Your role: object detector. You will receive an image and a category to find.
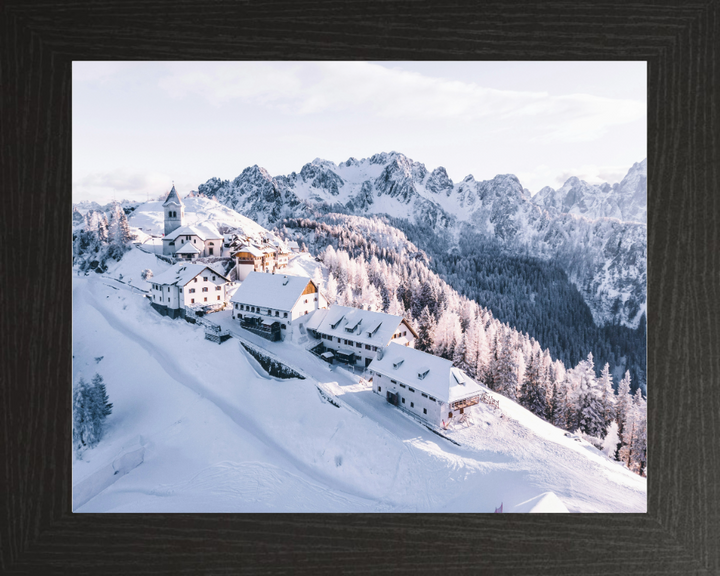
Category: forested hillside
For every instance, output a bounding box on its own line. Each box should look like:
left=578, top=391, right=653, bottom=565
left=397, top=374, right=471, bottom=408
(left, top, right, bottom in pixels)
left=393, top=220, right=646, bottom=392
left=276, top=213, right=646, bottom=475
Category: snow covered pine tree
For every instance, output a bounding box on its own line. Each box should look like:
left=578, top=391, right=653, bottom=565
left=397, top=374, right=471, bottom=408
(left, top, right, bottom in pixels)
left=72, top=374, right=113, bottom=456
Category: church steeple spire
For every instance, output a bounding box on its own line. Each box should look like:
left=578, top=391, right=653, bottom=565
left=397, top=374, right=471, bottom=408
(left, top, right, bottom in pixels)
left=163, top=183, right=184, bottom=208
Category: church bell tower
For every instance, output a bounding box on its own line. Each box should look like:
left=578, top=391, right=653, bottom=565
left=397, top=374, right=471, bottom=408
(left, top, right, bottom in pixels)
left=162, top=183, right=184, bottom=236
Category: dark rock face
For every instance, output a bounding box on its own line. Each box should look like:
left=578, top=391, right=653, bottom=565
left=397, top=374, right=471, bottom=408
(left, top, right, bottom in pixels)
left=426, top=167, right=454, bottom=195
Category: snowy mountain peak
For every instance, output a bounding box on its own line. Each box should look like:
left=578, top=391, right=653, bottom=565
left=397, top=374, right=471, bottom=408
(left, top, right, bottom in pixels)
left=531, top=160, right=647, bottom=224
left=194, top=153, right=646, bottom=328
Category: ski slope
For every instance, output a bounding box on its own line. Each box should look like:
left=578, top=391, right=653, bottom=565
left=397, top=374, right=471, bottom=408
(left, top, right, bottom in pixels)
left=72, top=248, right=646, bottom=513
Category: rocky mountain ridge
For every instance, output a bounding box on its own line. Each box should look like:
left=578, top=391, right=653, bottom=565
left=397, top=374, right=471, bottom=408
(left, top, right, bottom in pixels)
left=195, top=152, right=647, bottom=329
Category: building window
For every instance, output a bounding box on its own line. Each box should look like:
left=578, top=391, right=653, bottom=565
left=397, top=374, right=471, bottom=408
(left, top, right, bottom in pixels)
left=304, top=310, right=308, bottom=315
left=402, top=398, right=405, bottom=404
left=281, top=324, right=286, bottom=329
left=204, top=298, right=207, bottom=302
left=194, top=278, right=197, bottom=283
left=356, top=342, right=361, bottom=348
left=215, top=286, right=221, bottom=291
left=209, top=248, right=214, bottom=255
left=423, top=408, right=427, bottom=415
left=203, top=277, right=208, bottom=281
left=304, top=299, right=308, bottom=304
left=189, top=288, right=195, bottom=293
left=430, top=397, right=436, bottom=402
left=422, top=393, right=428, bottom=398
left=275, top=311, right=279, bottom=316
left=403, top=331, right=407, bottom=336
left=284, top=312, right=288, bottom=318
left=409, top=388, right=415, bottom=393
left=217, top=296, right=220, bottom=301
left=448, top=412, right=453, bottom=419
left=378, top=386, right=381, bottom=392
left=160, top=297, right=163, bottom=302
left=392, top=380, right=397, bottom=384
left=399, top=383, right=405, bottom=388
left=212, top=275, right=216, bottom=280
left=365, top=344, right=371, bottom=350
left=191, top=298, right=194, bottom=304
left=411, top=402, right=414, bottom=408
left=202, top=287, right=208, bottom=292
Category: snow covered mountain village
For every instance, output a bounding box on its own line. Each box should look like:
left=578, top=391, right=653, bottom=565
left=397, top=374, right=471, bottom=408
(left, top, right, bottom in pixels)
left=72, top=61, right=646, bottom=513
left=72, top=157, right=647, bottom=513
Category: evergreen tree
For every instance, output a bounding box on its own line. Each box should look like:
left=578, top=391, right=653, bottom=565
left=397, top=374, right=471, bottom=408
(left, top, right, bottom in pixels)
left=630, top=389, right=647, bottom=476
left=452, top=333, right=467, bottom=371
left=433, top=309, right=462, bottom=360
left=519, top=350, right=547, bottom=418
left=415, top=306, right=436, bottom=352
left=91, top=373, right=114, bottom=419
left=73, top=373, right=113, bottom=456
left=618, top=400, right=638, bottom=470
left=387, top=293, right=405, bottom=317
left=615, top=371, right=633, bottom=443
left=546, top=380, right=567, bottom=428
left=575, top=353, right=606, bottom=438
left=325, top=274, right=339, bottom=305
left=598, top=362, right=615, bottom=433
left=491, top=329, right=519, bottom=400
left=108, top=202, right=133, bottom=244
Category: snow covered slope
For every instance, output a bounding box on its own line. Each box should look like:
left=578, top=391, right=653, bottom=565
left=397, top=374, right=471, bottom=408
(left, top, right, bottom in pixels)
left=127, top=196, right=270, bottom=238
left=72, top=247, right=646, bottom=513
left=195, top=153, right=646, bottom=328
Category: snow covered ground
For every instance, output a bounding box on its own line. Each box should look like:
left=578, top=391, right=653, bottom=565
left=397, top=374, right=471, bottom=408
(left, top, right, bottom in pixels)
left=128, top=196, right=270, bottom=238
left=72, top=247, right=646, bottom=513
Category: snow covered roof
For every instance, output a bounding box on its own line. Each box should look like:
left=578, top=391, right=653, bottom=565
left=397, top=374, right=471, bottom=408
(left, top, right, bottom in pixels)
left=164, top=222, right=222, bottom=242
left=151, top=263, right=229, bottom=287
left=230, top=272, right=316, bottom=311
left=175, top=242, right=201, bottom=254
left=368, top=342, right=483, bottom=404
left=162, top=185, right=184, bottom=207
left=312, top=305, right=412, bottom=348
left=234, top=245, right=264, bottom=258
left=195, top=222, right=223, bottom=240
left=305, top=308, right=328, bottom=332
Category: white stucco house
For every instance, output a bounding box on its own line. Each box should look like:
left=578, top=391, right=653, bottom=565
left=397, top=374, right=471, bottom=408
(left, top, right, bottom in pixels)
left=306, top=305, right=417, bottom=368
left=162, top=223, right=224, bottom=259
left=368, top=342, right=484, bottom=427
left=230, top=272, right=327, bottom=340
left=149, top=263, right=231, bottom=319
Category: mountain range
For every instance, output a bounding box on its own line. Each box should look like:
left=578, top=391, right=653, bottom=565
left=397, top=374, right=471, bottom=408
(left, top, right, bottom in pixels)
left=195, top=152, right=647, bottom=329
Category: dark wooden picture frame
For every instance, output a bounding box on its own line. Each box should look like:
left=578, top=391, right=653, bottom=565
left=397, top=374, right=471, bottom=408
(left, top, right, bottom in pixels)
left=2, top=1, right=718, bottom=573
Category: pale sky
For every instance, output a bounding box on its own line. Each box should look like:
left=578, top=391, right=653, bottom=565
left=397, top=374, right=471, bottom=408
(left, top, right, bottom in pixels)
left=72, top=61, right=646, bottom=204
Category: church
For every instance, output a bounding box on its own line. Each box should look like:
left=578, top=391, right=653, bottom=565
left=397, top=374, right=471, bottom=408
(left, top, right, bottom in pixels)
left=160, top=185, right=223, bottom=258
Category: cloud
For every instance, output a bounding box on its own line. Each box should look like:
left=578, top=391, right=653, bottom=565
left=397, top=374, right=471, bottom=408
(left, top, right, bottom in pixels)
left=517, top=163, right=634, bottom=195
left=73, top=62, right=142, bottom=84
left=155, top=62, right=646, bottom=143
left=72, top=169, right=191, bottom=203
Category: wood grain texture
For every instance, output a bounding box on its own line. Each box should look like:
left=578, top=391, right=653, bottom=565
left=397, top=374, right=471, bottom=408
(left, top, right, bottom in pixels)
left=1, top=1, right=718, bottom=574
